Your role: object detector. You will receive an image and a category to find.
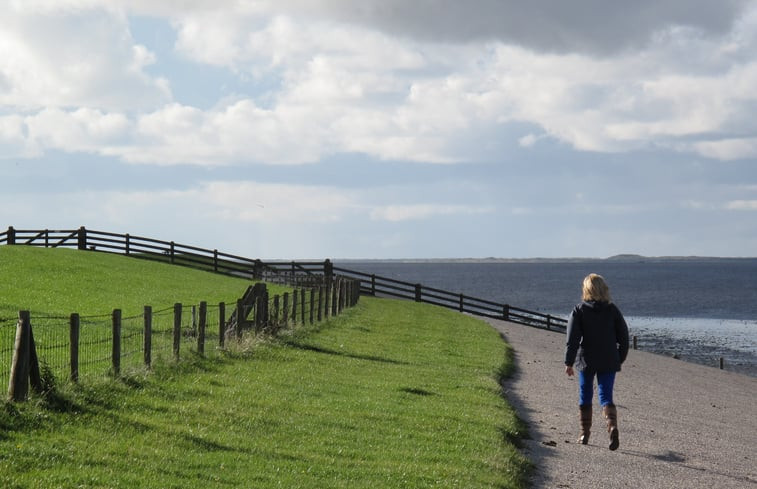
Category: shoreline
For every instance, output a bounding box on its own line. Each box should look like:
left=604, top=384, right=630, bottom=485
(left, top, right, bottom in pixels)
left=631, top=339, right=756, bottom=377
left=626, top=316, right=756, bottom=377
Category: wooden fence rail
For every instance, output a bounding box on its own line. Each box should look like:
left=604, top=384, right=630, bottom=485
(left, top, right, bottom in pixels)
left=0, top=226, right=566, bottom=331
left=330, top=266, right=566, bottom=331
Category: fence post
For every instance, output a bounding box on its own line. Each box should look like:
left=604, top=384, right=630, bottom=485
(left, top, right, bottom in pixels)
left=8, top=311, right=31, bottom=402
left=283, top=293, right=290, bottom=327
left=301, top=289, right=306, bottom=324
left=253, top=259, right=263, bottom=280
left=371, top=274, right=376, bottom=296
left=633, top=335, right=638, bottom=350
left=219, top=302, right=225, bottom=348
left=173, top=303, right=182, bottom=361
left=323, top=283, right=330, bottom=319
left=77, top=226, right=87, bottom=250
left=70, top=313, right=80, bottom=382
left=170, top=241, right=175, bottom=264
left=332, top=278, right=339, bottom=316
left=236, top=298, right=244, bottom=338
left=125, top=233, right=130, bottom=255
left=415, top=284, right=422, bottom=302
left=459, top=294, right=464, bottom=313
left=324, top=259, right=333, bottom=282
left=546, top=315, right=552, bottom=330
left=198, top=301, right=207, bottom=356
left=144, top=306, right=152, bottom=368
left=291, top=290, right=298, bottom=326
left=262, top=288, right=270, bottom=330
left=213, top=249, right=218, bottom=273
left=310, top=288, right=315, bottom=324
left=503, top=305, right=510, bottom=321
left=192, top=305, right=197, bottom=336
left=112, top=309, right=121, bottom=377
left=273, top=295, right=281, bottom=331
left=317, top=287, right=323, bottom=322
left=7, top=226, right=15, bottom=245
left=339, top=279, right=346, bottom=312
left=254, top=295, right=263, bottom=332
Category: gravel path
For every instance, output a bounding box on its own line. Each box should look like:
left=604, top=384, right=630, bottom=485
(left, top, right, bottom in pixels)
left=486, top=318, right=757, bottom=489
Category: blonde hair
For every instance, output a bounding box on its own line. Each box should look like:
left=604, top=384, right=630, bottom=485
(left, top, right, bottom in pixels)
left=582, top=273, right=612, bottom=303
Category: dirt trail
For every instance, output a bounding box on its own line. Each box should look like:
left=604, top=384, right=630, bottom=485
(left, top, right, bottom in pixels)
left=486, top=318, right=757, bottom=489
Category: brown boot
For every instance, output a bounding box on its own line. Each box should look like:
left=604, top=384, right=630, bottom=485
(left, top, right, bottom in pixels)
left=603, top=404, right=620, bottom=451
left=578, top=405, right=592, bottom=444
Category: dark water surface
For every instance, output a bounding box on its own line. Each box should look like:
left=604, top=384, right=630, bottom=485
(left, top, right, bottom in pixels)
left=336, top=259, right=757, bottom=376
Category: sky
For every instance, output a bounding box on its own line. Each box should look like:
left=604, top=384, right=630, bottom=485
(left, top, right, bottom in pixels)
left=2, top=0, right=757, bottom=259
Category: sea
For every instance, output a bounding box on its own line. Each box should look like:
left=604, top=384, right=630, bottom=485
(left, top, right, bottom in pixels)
left=334, top=259, right=757, bottom=377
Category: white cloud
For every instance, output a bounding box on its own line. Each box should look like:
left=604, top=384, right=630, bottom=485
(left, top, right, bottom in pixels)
left=726, top=200, right=757, bottom=210
left=200, top=181, right=357, bottom=223
left=25, top=108, right=131, bottom=153
left=691, top=138, right=757, bottom=161
left=0, top=3, right=170, bottom=111
left=370, top=204, right=492, bottom=222
left=518, top=133, right=543, bottom=148
left=123, top=100, right=333, bottom=165
left=0, top=115, right=38, bottom=158
left=2, top=0, right=757, bottom=167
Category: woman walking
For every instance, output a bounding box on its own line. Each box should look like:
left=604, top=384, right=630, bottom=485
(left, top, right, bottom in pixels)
left=564, top=273, right=629, bottom=450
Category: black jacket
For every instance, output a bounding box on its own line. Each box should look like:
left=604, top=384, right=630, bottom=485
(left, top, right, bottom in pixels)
left=565, top=301, right=629, bottom=373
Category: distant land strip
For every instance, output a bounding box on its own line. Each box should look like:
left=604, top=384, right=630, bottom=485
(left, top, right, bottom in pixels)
left=332, top=255, right=757, bottom=263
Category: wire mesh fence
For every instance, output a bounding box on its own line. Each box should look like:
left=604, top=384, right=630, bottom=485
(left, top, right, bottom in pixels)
left=77, top=314, right=112, bottom=378
left=0, top=315, right=18, bottom=382
left=4, top=279, right=361, bottom=400
left=30, top=314, right=73, bottom=380
left=150, top=306, right=175, bottom=363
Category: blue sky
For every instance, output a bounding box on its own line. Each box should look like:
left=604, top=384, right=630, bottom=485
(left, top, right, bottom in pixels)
left=2, top=1, right=757, bottom=259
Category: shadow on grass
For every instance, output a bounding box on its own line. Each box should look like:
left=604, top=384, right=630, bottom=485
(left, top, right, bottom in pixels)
left=284, top=341, right=410, bottom=366
left=398, top=387, right=436, bottom=396
left=494, top=331, right=537, bottom=487
left=495, top=347, right=532, bottom=451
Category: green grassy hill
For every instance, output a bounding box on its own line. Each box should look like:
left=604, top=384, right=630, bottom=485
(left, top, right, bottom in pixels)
left=0, top=246, right=260, bottom=317
left=0, top=246, right=529, bottom=488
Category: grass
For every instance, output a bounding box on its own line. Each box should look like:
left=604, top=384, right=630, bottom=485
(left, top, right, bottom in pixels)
left=0, top=246, right=274, bottom=318
left=0, top=246, right=530, bottom=488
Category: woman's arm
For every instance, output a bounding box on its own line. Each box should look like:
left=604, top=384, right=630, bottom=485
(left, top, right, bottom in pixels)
left=614, top=305, right=630, bottom=364
left=564, top=306, right=582, bottom=368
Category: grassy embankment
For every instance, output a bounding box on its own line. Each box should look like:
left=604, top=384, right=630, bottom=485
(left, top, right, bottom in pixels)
left=0, top=246, right=530, bottom=488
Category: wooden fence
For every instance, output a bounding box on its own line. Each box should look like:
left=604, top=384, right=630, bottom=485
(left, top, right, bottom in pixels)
left=0, top=226, right=567, bottom=332
left=4, top=280, right=360, bottom=401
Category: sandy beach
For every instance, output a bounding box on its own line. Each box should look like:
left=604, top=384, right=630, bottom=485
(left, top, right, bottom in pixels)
left=486, top=318, right=757, bottom=489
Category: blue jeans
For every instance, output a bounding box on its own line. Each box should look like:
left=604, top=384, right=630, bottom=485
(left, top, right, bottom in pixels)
left=578, top=369, right=616, bottom=406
